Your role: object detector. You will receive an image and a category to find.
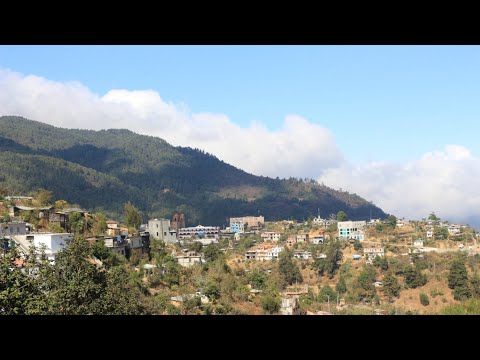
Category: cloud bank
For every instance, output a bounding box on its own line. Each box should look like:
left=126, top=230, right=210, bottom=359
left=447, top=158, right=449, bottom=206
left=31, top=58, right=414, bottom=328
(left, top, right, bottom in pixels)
left=1, top=68, right=479, bottom=227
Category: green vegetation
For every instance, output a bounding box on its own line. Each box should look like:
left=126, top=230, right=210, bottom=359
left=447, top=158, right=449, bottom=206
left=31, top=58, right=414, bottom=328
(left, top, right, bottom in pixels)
left=0, top=116, right=386, bottom=226
left=419, top=293, right=430, bottom=306
left=278, top=249, right=303, bottom=286
left=383, top=271, right=401, bottom=301
left=448, top=256, right=471, bottom=300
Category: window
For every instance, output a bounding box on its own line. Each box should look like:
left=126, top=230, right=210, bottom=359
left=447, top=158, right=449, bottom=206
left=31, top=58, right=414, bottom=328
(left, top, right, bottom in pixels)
left=164, top=232, right=167, bottom=236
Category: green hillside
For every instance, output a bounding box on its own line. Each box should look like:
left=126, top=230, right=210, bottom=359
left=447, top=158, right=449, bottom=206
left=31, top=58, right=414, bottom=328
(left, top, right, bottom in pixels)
left=0, top=116, right=387, bottom=225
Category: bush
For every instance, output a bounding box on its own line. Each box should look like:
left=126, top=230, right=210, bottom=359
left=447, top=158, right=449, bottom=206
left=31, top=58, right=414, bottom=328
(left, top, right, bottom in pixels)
left=420, top=293, right=430, bottom=306
left=261, top=295, right=280, bottom=314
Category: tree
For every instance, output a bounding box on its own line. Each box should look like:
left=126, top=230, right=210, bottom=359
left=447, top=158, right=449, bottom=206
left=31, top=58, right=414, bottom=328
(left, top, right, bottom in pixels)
left=33, top=189, right=52, bottom=206
left=248, top=268, right=267, bottom=290
left=448, top=256, right=471, bottom=300
left=336, top=276, right=347, bottom=295
left=337, top=211, right=347, bottom=222
left=404, top=266, right=427, bottom=289
left=434, top=226, right=449, bottom=240
left=261, top=294, right=280, bottom=314
left=278, top=250, right=303, bottom=286
left=92, top=213, right=107, bottom=236
left=54, top=199, right=68, bottom=211
left=188, top=241, right=203, bottom=254
left=428, top=212, right=440, bottom=221
left=203, top=244, right=220, bottom=262
left=420, top=293, right=430, bottom=306
left=353, top=240, right=363, bottom=251
left=124, top=201, right=141, bottom=230
left=319, top=285, right=337, bottom=303
left=383, top=271, right=401, bottom=301
left=315, top=241, right=343, bottom=278
left=68, top=211, right=85, bottom=234
left=92, top=239, right=110, bottom=261
left=471, top=275, right=480, bottom=298
left=204, top=281, right=221, bottom=302
left=386, top=215, right=397, bottom=228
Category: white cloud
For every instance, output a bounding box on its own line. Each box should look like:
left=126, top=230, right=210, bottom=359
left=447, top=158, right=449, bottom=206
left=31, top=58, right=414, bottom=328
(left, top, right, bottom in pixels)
left=0, top=68, right=342, bottom=180
left=1, top=68, right=480, bottom=228
left=319, top=145, right=480, bottom=228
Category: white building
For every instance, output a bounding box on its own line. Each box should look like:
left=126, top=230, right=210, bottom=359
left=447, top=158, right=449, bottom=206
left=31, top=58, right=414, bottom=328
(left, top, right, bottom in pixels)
left=448, top=225, right=461, bottom=235
left=426, top=230, right=433, bottom=238
left=261, top=232, right=281, bottom=242
left=338, top=221, right=366, bottom=239
left=14, top=233, right=72, bottom=261
left=148, top=218, right=178, bottom=243
left=413, top=239, right=424, bottom=247
left=364, top=247, right=385, bottom=260
left=294, top=250, right=312, bottom=260
left=178, top=225, right=219, bottom=239
left=296, top=234, right=309, bottom=243
left=176, top=252, right=203, bottom=267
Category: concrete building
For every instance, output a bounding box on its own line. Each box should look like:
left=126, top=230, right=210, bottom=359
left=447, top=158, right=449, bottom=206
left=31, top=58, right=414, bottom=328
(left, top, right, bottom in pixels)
left=245, top=244, right=283, bottom=261
left=261, top=232, right=281, bottom=242
left=0, top=221, right=27, bottom=236
left=364, top=247, right=385, bottom=260
left=176, top=251, right=203, bottom=267
left=171, top=212, right=185, bottom=233
left=279, top=297, right=301, bottom=315
left=13, top=233, right=72, bottom=261
left=309, top=230, right=325, bottom=245
left=229, top=216, right=264, bottom=229
left=293, top=250, right=312, bottom=260
left=286, top=236, right=297, bottom=248
left=230, top=221, right=245, bottom=234
left=148, top=218, right=178, bottom=243
left=312, top=217, right=335, bottom=228
left=426, top=230, right=433, bottom=238
left=177, top=225, right=219, bottom=239
left=413, top=239, right=424, bottom=247
left=296, top=233, right=309, bottom=243
left=338, top=221, right=366, bottom=239
left=104, top=236, right=127, bottom=256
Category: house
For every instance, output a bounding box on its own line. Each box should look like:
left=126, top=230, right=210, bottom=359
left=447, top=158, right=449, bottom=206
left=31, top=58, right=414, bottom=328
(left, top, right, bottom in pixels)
left=230, top=216, right=264, bottom=230
left=413, top=239, right=424, bottom=247
left=349, top=230, right=365, bottom=241
left=448, top=225, right=461, bottom=235
left=363, top=247, right=385, bottom=260
left=293, top=250, right=312, bottom=260
left=352, top=254, right=361, bottom=260
left=104, top=236, right=127, bottom=256
left=149, top=218, right=178, bottom=242
left=230, top=221, right=245, bottom=234
left=12, top=233, right=72, bottom=261
left=106, top=220, right=120, bottom=236
left=0, top=221, right=26, bottom=236
left=244, top=243, right=283, bottom=261
left=279, top=297, right=301, bottom=315
left=177, top=225, right=219, bottom=239
left=309, top=230, right=325, bottom=245
left=49, top=207, right=88, bottom=232
left=296, top=233, right=309, bottom=243
left=338, top=221, right=366, bottom=240
left=261, top=232, right=281, bottom=242
left=426, top=230, right=433, bottom=238
left=312, top=216, right=335, bottom=228
left=286, top=236, right=297, bottom=248
left=176, top=251, right=203, bottom=267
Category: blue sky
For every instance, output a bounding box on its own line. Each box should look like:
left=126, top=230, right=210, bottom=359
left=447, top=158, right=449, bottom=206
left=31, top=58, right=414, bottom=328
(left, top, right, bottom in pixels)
left=2, top=45, right=480, bottom=163
left=1, top=45, right=480, bottom=225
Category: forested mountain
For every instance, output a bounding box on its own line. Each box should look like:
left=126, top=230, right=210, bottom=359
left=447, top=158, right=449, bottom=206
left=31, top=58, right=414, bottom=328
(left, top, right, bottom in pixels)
left=0, top=116, right=387, bottom=225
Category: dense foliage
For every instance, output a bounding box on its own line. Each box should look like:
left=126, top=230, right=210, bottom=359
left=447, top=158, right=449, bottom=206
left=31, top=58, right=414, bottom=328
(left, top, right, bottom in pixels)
left=0, top=116, right=386, bottom=225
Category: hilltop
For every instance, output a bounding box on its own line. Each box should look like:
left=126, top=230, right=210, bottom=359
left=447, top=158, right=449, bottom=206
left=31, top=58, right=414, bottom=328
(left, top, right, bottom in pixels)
left=0, top=116, right=387, bottom=225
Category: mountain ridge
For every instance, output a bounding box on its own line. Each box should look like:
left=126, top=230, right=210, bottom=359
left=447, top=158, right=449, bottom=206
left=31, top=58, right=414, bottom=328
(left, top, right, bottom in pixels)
left=0, top=116, right=387, bottom=225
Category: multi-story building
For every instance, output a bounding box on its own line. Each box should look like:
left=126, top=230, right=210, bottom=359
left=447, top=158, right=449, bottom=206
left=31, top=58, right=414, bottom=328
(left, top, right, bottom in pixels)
left=230, top=221, right=245, bottom=234
left=338, top=221, right=366, bottom=240
left=229, top=216, right=264, bottom=229
left=261, top=232, right=281, bottom=242
left=177, top=225, right=219, bottom=239
left=0, top=221, right=26, bottom=236
left=364, top=247, right=385, bottom=260
left=148, top=218, right=178, bottom=243
left=296, top=233, right=309, bottom=243
left=245, top=243, right=283, bottom=261
left=13, top=233, right=72, bottom=262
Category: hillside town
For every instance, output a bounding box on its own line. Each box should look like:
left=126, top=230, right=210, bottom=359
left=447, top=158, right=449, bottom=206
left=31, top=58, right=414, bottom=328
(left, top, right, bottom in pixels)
left=1, top=190, right=480, bottom=315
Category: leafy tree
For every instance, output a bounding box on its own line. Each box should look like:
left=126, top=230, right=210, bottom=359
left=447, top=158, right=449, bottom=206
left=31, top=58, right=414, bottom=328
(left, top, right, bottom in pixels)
left=315, top=241, right=343, bottom=278
left=204, top=281, right=221, bottom=302
left=373, top=255, right=383, bottom=268
left=54, top=199, right=68, bottom=211
left=471, top=275, right=480, bottom=298
left=124, top=201, right=141, bottom=230
left=383, top=271, right=401, bottom=301
left=33, top=189, right=52, bottom=206
left=355, top=266, right=377, bottom=301
left=353, top=240, right=363, bottom=251
left=434, top=226, right=449, bottom=240
left=386, top=215, right=397, bottom=228
left=203, top=244, right=220, bottom=262
left=336, top=276, right=347, bottom=294
left=261, top=294, right=280, bottom=314
left=337, top=211, right=347, bottom=222
left=448, top=256, right=471, bottom=300
left=248, top=268, right=267, bottom=290
left=188, top=241, right=203, bottom=254
left=0, top=186, right=8, bottom=199
left=428, top=212, right=440, bottom=221
left=278, top=249, right=303, bottom=286
left=319, top=285, right=337, bottom=303
left=92, top=213, right=107, bottom=235
left=420, top=293, right=430, bottom=306
left=92, top=239, right=110, bottom=261
left=375, top=223, right=384, bottom=232
left=404, top=266, right=427, bottom=289
left=68, top=211, right=85, bottom=234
